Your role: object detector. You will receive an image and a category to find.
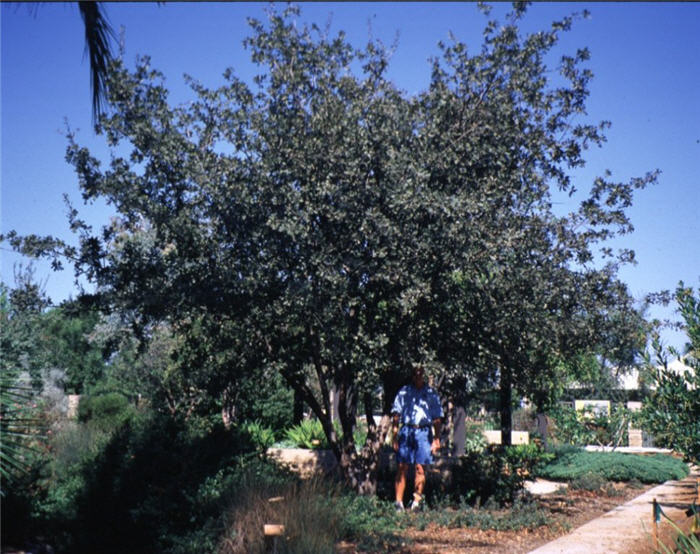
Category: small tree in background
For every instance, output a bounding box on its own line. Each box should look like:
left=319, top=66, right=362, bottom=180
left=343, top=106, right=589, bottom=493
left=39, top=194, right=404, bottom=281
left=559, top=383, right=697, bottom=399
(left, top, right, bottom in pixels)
left=641, top=281, right=700, bottom=464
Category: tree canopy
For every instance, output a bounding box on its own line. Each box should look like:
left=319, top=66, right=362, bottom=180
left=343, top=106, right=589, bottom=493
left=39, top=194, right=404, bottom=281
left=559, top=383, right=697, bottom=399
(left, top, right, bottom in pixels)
left=2, top=4, right=655, bottom=492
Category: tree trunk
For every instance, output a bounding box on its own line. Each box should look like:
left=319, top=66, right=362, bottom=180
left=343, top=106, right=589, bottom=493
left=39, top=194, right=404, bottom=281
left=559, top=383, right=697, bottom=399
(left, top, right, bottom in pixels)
left=453, top=405, right=467, bottom=456
left=535, top=412, right=549, bottom=449
left=337, top=414, right=391, bottom=495
left=500, top=365, right=513, bottom=446
left=293, top=389, right=304, bottom=425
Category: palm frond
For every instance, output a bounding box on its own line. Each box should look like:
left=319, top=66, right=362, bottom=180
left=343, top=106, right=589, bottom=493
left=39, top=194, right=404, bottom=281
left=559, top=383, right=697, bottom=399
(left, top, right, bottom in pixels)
left=78, top=1, right=117, bottom=122
left=0, top=374, right=46, bottom=495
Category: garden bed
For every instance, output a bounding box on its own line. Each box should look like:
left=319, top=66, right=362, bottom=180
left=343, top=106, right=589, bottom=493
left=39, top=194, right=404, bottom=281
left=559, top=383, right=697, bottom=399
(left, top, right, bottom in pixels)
left=336, top=481, right=656, bottom=553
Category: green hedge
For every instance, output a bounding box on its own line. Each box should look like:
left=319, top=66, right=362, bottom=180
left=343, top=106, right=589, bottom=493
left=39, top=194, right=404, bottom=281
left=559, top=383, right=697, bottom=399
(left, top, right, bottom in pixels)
left=77, top=392, right=135, bottom=431
left=539, top=451, right=689, bottom=483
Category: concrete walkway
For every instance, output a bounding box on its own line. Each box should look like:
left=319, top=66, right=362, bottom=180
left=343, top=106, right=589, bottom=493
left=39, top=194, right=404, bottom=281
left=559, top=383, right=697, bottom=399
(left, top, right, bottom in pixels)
left=528, top=466, right=699, bottom=554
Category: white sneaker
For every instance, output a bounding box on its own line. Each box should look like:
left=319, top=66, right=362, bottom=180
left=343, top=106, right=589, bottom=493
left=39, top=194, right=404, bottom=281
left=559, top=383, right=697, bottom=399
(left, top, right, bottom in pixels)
left=394, top=500, right=405, bottom=512
left=410, top=494, right=423, bottom=511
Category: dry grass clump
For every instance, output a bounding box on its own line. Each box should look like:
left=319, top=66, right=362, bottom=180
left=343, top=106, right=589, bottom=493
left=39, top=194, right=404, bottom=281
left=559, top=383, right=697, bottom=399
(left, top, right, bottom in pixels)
left=218, top=474, right=344, bottom=554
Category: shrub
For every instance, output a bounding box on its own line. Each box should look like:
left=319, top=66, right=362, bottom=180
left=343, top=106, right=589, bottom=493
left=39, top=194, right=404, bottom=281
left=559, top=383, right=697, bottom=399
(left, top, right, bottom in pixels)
left=77, top=392, right=135, bottom=431
left=640, top=282, right=700, bottom=465
left=282, top=419, right=367, bottom=450
left=462, top=420, right=487, bottom=454
left=241, top=420, right=276, bottom=453
left=549, top=404, right=597, bottom=446
left=15, top=409, right=282, bottom=554
left=284, top=418, right=328, bottom=449
left=449, top=444, right=554, bottom=505
left=569, top=472, right=607, bottom=492
left=336, top=493, right=408, bottom=551
left=539, top=451, right=689, bottom=483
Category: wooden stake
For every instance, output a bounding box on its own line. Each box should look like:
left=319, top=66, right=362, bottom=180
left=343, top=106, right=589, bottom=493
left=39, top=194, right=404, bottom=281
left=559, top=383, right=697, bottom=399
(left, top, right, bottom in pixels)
left=652, top=498, right=659, bottom=552
left=264, top=524, right=285, bottom=553
left=264, top=524, right=285, bottom=536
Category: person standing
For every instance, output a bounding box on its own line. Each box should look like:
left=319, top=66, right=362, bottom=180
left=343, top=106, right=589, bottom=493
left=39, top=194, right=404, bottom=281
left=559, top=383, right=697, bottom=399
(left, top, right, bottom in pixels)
left=391, top=364, right=443, bottom=511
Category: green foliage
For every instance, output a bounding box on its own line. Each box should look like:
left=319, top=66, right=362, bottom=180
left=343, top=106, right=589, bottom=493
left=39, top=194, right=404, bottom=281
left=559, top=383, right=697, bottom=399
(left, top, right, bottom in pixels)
left=640, top=281, right=700, bottom=464
left=5, top=408, right=279, bottom=554
left=77, top=392, right=135, bottom=431
left=429, top=497, right=551, bottom=532
left=335, top=494, right=408, bottom=551
left=539, top=451, right=689, bottom=483
left=451, top=444, right=554, bottom=505
left=285, top=418, right=329, bottom=450
left=229, top=370, right=294, bottom=432
left=568, top=471, right=607, bottom=492
left=282, top=418, right=370, bottom=451
left=2, top=3, right=657, bottom=491
left=462, top=420, right=488, bottom=454
left=549, top=402, right=632, bottom=447
left=549, top=403, right=596, bottom=445
left=0, top=275, right=107, bottom=394
left=0, top=374, right=42, bottom=493
left=40, top=305, right=107, bottom=394
left=240, top=420, right=276, bottom=452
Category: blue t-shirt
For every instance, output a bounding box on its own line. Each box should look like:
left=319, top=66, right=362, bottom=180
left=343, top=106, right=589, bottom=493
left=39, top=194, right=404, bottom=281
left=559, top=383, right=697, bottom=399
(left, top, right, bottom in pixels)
left=391, top=384, right=443, bottom=426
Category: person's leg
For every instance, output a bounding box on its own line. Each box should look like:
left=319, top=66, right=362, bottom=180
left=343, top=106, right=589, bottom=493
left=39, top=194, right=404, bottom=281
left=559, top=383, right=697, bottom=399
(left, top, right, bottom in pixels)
left=408, top=463, right=425, bottom=509
left=395, top=462, right=409, bottom=507
left=395, top=426, right=414, bottom=509
left=410, top=429, right=432, bottom=510
left=414, top=463, right=425, bottom=497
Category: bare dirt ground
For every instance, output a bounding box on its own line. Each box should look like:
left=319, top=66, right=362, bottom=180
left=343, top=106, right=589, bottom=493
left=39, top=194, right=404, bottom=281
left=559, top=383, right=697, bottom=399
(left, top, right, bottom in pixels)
left=337, top=479, right=697, bottom=553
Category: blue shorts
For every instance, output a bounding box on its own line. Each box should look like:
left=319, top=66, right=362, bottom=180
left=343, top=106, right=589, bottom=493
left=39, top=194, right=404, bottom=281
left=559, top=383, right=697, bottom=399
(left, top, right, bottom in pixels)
left=397, top=426, right=433, bottom=465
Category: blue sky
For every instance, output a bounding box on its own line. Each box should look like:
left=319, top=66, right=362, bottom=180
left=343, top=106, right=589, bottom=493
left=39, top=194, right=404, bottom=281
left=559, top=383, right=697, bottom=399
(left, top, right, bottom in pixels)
left=2, top=2, right=699, bottom=351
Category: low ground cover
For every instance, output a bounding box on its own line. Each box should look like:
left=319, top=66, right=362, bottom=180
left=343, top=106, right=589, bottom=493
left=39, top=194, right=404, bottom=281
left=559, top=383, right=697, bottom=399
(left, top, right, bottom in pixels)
left=538, top=448, right=689, bottom=483
left=222, top=473, right=654, bottom=553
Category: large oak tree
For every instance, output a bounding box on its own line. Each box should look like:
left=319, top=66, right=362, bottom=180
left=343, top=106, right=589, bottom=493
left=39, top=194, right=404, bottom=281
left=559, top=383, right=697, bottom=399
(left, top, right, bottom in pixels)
left=3, top=4, right=655, bottom=492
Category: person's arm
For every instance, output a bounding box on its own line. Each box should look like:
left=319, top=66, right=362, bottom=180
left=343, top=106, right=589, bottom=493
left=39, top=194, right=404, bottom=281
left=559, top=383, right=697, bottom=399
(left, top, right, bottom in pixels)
left=392, top=412, right=400, bottom=451
left=431, top=417, right=442, bottom=454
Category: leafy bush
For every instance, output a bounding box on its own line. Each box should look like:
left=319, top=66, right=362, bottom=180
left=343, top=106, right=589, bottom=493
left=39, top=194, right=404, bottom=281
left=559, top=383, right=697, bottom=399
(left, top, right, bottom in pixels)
left=539, top=451, right=689, bottom=483
left=549, top=402, right=635, bottom=448
left=77, top=392, right=135, bottom=431
left=462, top=420, right=488, bottom=454
left=569, top=471, right=607, bottom=492
left=282, top=419, right=367, bottom=450
left=549, top=404, right=596, bottom=445
left=450, top=444, right=554, bottom=505
left=7, top=408, right=290, bottom=554
left=230, top=370, right=295, bottom=433
left=241, top=420, right=277, bottom=452
left=335, top=493, right=407, bottom=551
left=640, top=282, right=700, bottom=465
left=641, top=360, right=700, bottom=465
left=284, top=418, right=328, bottom=449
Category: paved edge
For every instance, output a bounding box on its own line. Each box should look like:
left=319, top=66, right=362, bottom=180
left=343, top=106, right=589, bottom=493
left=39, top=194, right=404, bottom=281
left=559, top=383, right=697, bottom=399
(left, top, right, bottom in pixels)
left=527, top=466, right=699, bottom=554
